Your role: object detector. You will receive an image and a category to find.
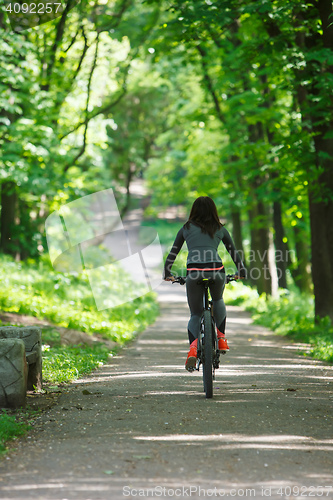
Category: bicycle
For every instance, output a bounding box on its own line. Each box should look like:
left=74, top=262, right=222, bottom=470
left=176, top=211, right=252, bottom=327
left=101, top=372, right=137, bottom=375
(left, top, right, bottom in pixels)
left=171, top=274, right=239, bottom=399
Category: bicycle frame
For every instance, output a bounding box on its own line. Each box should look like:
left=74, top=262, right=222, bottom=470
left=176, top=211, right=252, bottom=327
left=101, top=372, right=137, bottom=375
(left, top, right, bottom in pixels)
left=196, top=278, right=219, bottom=373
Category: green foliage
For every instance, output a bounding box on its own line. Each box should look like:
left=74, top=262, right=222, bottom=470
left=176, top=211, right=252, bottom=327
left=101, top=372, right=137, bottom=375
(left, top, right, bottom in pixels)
left=0, top=255, right=159, bottom=342
left=143, top=0, right=333, bottom=310
left=1, top=0, right=333, bottom=317
left=240, top=289, right=333, bottom=364
left=247, top=291, right=315, bottom=335
left=0, top=0, right=161, bottom=257
left=223, top=280, right=259, bottom=306
left=0, top=252, right=159, bottom=388
left=0, top=411, right=30, bottom=455
left=141, top=220, right=186, bottom=246
left=42, top=343, right=111, bottom=384
left=38, top=327, right=112, bottom=384
left=103, top=71, right=171, bottom=212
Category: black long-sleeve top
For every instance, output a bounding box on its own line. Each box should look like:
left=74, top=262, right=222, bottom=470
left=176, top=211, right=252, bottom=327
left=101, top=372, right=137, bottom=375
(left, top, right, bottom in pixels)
left=163, top=222, right=246, bottom=278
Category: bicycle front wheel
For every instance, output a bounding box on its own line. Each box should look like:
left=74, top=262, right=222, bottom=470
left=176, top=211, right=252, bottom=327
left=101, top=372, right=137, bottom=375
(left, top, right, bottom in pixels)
left=202, top=310, right=213, bottom=399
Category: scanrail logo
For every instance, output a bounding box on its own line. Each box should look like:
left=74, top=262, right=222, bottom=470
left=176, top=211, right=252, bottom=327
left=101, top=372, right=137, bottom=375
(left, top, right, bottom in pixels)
left=45, top=188, right=163, bottom=310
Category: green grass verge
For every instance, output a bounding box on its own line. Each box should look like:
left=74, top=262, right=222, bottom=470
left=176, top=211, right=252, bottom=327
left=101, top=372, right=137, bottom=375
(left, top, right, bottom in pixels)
left=0, top=411, right=30, bottom=455
left=0, top=254, right=159, bottom=343
left=0, top=251, right=160, bottom=454
left=41, top=333, right=112, bottom=385
left=0, top=253, right=159, bottom=385
left=232, top=286, right=333, bottom=364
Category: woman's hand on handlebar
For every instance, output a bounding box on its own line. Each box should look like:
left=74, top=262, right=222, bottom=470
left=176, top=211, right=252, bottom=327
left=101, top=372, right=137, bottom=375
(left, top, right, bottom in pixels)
left=238, top=267, right=247, bottom=279
left=164, top=274, right=176, bottom=282
left=226, top=274, right=245, bottom=284
left=164, top=275, right=186, bottom=285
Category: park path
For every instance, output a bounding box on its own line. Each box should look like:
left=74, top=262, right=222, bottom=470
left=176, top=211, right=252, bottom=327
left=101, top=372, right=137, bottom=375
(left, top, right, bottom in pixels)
left=0, top=281, right=333, bottom=500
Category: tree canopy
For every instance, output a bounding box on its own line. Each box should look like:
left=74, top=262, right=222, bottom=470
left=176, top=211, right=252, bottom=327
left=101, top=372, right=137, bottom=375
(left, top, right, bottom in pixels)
left=1, top=0, right=333, bottom=322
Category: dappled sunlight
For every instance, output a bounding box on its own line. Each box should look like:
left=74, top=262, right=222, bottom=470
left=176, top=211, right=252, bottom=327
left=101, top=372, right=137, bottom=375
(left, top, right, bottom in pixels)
left=4, top=290, right=329, bottom=500
left=227, top=316, right=253, bottom=325
left=233, top=355, right=317, bottom=364
left=97, top=370, right=188, bottom=379
left=151, top=365, right=190, bottom=372
left=224, top=362, right=323, bottom=370
left=137, top=339, right=188, bottom=345
left=282, top=343, right=312, bottom=350
left=305, top=375, right=333, bottom=380
left=143, top=390, right=198, bottom=396
left=134, top=433, right=333, bottom=451
left=2, top=481, right=111, bottom=493
left=73, top=353, right=333, bottom=391
left=153, top=315, right=187, bottom=324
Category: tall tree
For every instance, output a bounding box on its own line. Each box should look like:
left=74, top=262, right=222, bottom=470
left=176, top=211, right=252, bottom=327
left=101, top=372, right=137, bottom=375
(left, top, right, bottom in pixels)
left=146, top=0, right=333, bottom=318
left=294, top=0, right=333, bottom=321
left=0, top=0, right=158, bottom=257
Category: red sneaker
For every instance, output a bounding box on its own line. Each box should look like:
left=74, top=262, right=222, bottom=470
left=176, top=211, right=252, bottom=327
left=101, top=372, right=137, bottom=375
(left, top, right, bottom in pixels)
left=218, top=337, right=229, bottom=353
left=185, top=339, right=198, bottom=372
left=217, top=329, right=229, bottom=353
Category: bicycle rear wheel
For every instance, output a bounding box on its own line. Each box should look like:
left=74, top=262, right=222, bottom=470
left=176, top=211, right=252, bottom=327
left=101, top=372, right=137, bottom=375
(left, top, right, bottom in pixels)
left=202, top=310, right=213, bottom=399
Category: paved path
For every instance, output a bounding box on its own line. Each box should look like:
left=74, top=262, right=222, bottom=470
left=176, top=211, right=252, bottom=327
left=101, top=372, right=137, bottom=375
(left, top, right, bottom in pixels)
left=1, top=283, right=333, bottom=499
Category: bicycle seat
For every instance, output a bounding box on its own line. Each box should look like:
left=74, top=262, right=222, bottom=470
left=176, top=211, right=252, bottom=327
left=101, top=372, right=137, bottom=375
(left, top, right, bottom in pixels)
left=196, top=278, right=215, bottom=286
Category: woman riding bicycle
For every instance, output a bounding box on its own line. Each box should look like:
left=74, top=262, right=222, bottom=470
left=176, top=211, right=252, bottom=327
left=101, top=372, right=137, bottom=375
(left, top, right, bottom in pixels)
left=163, top=196, right=246, bottom=371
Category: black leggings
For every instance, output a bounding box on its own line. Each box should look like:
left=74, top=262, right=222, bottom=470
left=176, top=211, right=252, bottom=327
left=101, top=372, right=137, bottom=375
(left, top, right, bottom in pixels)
left=186, top=270, right=226, bottom=344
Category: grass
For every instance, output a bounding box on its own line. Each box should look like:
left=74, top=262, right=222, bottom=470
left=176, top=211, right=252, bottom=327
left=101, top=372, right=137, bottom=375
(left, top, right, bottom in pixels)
left=0, top=254, right=159, bottom=344
left=0, top=254, right=159, bottom=384
left=0, top=411, right=30, bottom=455
left=42, top=344, right=110, bottom=383
left=233, top=286, right=333, bottom=364
left=0, top=251, right=160, bottom=454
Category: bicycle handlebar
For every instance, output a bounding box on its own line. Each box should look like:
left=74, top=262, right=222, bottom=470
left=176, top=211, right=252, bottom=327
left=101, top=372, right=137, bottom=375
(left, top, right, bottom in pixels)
left=171, top=276, right=186, bottom=285
left=226, top=274, right=240, bottom=284
left=168, top=274, right=241, bottom=285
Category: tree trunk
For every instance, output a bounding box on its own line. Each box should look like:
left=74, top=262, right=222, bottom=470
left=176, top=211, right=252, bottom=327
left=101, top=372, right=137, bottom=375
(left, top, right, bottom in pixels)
left=308, top=193, right=333, bottom=322
left=248, top=201, right=272, bottom=296
left=230, top=210, right=246, bottom=268
left=292, top=224, right=312, bottom=294
left=120, top=165, right=134, bottom=217
left=0, top=11, right=5, bottom=28
left=309, top=95, right=333, bottom=321
left=272, top=201, right=288, bottom=289
left=0, top=182, right=17, bottom=256
left=293, top=0, right=333, bottom=322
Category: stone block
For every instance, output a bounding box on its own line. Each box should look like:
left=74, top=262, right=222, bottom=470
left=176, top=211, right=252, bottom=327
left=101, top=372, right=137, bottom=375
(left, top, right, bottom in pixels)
left=0, top=339, right=27, bottom=408
left=0, top=326, right=42, bottom=390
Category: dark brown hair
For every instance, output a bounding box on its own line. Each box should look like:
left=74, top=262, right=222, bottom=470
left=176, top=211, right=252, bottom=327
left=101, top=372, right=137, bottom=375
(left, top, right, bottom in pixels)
left=184, top=196, right=223, bottom=238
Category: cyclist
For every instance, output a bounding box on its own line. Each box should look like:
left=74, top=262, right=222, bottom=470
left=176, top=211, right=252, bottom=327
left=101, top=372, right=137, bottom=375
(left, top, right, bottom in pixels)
left=163, top=196, right=246, bottom=371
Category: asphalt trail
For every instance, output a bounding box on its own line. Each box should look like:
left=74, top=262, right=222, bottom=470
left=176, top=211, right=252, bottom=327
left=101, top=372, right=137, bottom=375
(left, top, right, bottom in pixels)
left=1, top=283, right=333, bottom=500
